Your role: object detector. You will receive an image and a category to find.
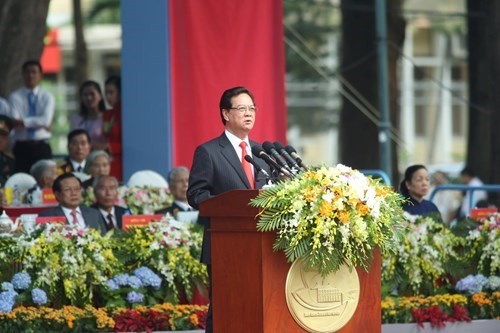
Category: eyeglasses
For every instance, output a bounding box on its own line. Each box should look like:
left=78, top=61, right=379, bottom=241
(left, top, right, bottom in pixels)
left=61, top=187, right=82, bottom=194
left=230, top=105, right=257, bottom=113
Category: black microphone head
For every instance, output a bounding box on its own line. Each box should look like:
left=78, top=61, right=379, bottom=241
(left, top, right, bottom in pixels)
left=251, top=144, right=265, bottom=156
left=273, top=141, right=285, bottom=151
left=262, top=141, right=276, bottom=154
left=244, top=155, right=253, bottom=163
left=285, top=145, right=297, bottom=154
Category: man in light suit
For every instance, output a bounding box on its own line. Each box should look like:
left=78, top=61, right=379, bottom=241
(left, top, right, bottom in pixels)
left=187, top=86, right=271, bottom=333
left=91, top=175, right=128, bottom=230
left=39, top=173, right=106, bottom=234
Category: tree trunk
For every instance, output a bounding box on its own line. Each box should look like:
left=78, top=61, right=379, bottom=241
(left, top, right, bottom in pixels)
left=73, top=0, right=88, bottom=87
left=339, top=0, right=405, bottom=184
left=467, top=0, right=500, bottom=189
left=0, top=0, right=51, bottom=96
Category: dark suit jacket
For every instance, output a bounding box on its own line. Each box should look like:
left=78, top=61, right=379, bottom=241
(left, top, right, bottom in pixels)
left=156, top=201, right=188, bottom=216
left=187, top=132, right=271, bottom=264
left=39, top=205, right=107, bottom=235
left=91, top=204, right=128, bottom=230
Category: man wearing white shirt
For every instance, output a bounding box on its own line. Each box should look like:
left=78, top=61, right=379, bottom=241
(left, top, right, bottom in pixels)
left=8, top=60, right=54, bottom=173
left=0, top=97, right=9, bottom=115
left=39, top=173, right=106, bottom=234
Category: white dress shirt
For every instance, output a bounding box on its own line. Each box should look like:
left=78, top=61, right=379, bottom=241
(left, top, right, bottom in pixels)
left=61, top=206, right=86, bottom=228
left=8, top=86, right=55, bottom=142
left=224, top=130, right=254, bottom=173
left=0, top=97, right=9, bottom=115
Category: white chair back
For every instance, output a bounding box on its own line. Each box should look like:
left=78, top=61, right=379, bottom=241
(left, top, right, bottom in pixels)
left=127, top=170, right=168, bottom=188
left=4, top=173, right=37, bottom=192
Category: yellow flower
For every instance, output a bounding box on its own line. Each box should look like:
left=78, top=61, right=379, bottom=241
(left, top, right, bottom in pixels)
left=337, top=210, right=351, bottom=224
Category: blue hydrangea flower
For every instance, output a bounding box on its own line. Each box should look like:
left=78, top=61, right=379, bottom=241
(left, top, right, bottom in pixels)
left=127, top=276, right=143, bottom=289
left=106, top=279, right=119, bottom=291
left=112, top=274, right=130, bottom=287
left=133, top=267, right=161, bottom=289
left=126, top=291, right=144, bottom=304
left=0, top=290, right=18, bottom=313
left=31, top=288, right=48, bottom=305
left=11, top=272, right=31, bottom=290
left=1, top=282, right=13, bottom=291
left=455, top=274, right=488, bottom=294
left=485, top=276, right=500, bottom=291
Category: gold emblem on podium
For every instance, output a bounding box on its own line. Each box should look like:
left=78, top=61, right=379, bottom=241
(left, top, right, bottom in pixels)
left=285, top=259, right=360, bottom=332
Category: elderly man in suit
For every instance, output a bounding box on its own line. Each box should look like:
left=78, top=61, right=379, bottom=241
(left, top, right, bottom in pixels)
left=91, top=175, right=128, bottom=230
left=187, top=86, right=271, bottom=333
left=156, top=166, right=194, bottom=217
left=39, top=173, right=106, bottom=234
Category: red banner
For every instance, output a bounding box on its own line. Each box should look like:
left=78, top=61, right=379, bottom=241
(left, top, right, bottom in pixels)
left=169, top=0, right=287, bottom=167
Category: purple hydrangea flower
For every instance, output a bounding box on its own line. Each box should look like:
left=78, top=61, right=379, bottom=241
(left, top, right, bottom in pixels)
left=31, top=288, right=48, bottom=305
left=11, top=272, right=31, bottom=290
left=126, top=291, right=144, bottom=304
left=133, top=267, right=161, bottom=289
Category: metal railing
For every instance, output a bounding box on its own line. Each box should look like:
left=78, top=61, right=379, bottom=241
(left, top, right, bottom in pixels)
left=429, top=184, right=500, bottom=210
left=360, top=169, right=391, bottom=186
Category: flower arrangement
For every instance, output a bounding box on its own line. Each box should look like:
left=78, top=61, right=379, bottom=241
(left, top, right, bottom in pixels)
left=0, top=272, right=48, bottom=313
left=16, top=223, right=120, bottom=307
left=113, top=217, right=207, bottom=303
left=0, top=302, right=207, bottom=332
left=465, top=212, right=499, bottom=276
left=119, top=186, right=173, bottom=214
left=382, top=214, right=464, bottom=295
left=382, top=292, right=499, bottom=326
left=104, top=266, right=164, bottom=308
left=250, top=164, right=406, bottom=275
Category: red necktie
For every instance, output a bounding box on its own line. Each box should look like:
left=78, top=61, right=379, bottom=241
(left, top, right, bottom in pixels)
left=107, top=213, right=115, bottom=230
left=239, top=141, right=254, bottom=189
left=70, top=209, right=78, bottom=225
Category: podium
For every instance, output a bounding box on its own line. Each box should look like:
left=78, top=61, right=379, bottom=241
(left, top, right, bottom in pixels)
left=200, top=190, right=381, bottom=333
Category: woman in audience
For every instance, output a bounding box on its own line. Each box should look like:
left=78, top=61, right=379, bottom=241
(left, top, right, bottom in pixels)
left=400, top=164, right=442, bottom=220
left=70, top=81, right=106, bottom=150
left=103, top=75, right=123, bottom=181
left=82, top=150, right=111, bottom=189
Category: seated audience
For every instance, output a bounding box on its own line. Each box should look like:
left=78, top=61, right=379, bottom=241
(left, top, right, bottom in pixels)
left=459, top=166, right=488, bottom=218
left=400, top=164, right=442, bottom=219
left=39, top=173, right=106, bottom=234
left=58, top=129, right=91, bottom=174
left=91, top=175, right=128, bottom=230
left=24, top=159, right=58, bottom=204
left=82, top=150, right=111, bottom=189
left=0, top=115, right=15, bottom=186
left=156, top=166, right=194, bottom=216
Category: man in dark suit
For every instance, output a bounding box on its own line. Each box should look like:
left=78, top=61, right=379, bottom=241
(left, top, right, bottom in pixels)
left=58, top=129, right=91, bottom=175
left=39, top=173, right=106, bottom=234
left=156, top=166, right=194, bottom=217
left=91, top=175, right=128, bottom=230
left=187, top=86, right=271, bottom=333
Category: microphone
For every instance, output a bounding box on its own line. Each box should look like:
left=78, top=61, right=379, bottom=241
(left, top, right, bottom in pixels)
left=285, top=145, right=308, bottom=170
left=251, top=145, right=294, bottom=178
left=244, top=155, right=270, bottom=178
left=262, top=141, right=295, bottom=175
left=273, top=141, right=301, bottom=171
